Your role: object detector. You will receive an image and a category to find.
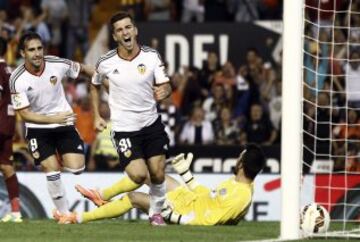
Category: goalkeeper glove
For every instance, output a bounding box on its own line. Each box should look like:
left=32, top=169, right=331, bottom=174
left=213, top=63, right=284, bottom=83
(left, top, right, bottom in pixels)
left=171, top=153, right=194, bottom=175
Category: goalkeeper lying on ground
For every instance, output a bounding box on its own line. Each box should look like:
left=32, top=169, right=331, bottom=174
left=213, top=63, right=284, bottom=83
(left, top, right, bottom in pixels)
left=55, top=144, right=265, bottom=225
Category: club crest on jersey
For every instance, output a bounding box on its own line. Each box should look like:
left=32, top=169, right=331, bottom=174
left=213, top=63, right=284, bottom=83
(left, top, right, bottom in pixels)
left=32, top=151, right=40, bottom=159
left=50, top=76, right=57, bottom=85
left=124, top=150, right=132, bottom=158
left=137, top=64, right=146, bottom=74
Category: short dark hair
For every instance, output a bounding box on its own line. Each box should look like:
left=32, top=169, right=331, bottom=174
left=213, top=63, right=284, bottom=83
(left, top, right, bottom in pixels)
left=19, top=31, right=42, bottom=51
left=109, top=11, right=135, bottom=33
left=241, top=144, right=266, bottom=180
left=0, top=37, right=7, bottom=57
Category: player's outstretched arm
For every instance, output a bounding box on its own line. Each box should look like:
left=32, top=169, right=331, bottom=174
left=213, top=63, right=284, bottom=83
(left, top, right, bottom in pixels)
left=90, top=82, right=107, bottom=131
left=79, top=64, right=96, bottom=77
left=18, top=108, right=76, bottom=125
left=171, top=153, right=200, bottom=191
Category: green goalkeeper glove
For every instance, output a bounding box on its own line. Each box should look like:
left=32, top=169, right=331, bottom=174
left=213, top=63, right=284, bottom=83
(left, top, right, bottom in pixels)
left=171, top=153, right=194, bottom=174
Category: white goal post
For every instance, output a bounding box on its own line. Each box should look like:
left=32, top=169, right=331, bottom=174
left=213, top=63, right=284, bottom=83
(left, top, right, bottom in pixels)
left=280, top=0, right=304, bottom=240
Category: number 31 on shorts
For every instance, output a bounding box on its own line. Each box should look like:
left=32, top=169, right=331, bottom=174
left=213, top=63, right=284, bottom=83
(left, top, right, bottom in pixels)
left=119, top=138, right=131, bottom=153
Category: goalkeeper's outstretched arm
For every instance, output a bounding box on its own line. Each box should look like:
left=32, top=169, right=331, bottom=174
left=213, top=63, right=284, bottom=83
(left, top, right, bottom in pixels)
left=171, top=153, right=200, bottom=191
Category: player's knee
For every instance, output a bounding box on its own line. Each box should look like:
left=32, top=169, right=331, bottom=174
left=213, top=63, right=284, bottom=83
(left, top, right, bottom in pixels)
left=128, top=172, right=147, bottom=184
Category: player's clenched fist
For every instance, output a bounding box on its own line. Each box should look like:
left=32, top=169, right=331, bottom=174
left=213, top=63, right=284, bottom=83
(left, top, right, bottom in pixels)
left=153, top=84, right=171, bottom=101
left=94, top=117, right=107, bottom=131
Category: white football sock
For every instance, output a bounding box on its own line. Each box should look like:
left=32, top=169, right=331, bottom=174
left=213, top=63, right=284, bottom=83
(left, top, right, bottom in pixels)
left=46, top=171, right=69, bottom=214
left=149, top=182, right=166, bottom=216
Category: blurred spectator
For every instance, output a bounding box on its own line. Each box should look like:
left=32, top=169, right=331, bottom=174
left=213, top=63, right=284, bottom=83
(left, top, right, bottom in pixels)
left=88, top=102, right=119, bottom=171
left=213, top=106, right=241, bottom=145
left=148, top=0, right=171, bottom=21
left=267, top=80, right=282, bottom=130
left=73, top=97, right=95, bottom=162
left=179, top=105, right=214, bottom=145
left=241, top=103, right=277, bottom=145
left=344, top=144, right=360, bottom=172
left=158, top=97, right=181, bottom=146
left=203, top=83, right=226, bottom=122
left=171, top=72, right=188, bottom=109
left=181, top=0, right=204, bottom=23
left=304, top=38, right=329, bottom=92
left=22, top=6, right=51, bottom=47
left=344, top=51, right=360, bottom=108
left=170, top=0, right=182, bottom=21
left=233, top=66, right=251, bottom=120
left=213, top=61, right=236, bottom=88
left=305, top=0, right=346, bottom=27
left=199, top=51, right=221, bottom=92
left=118, top=0, right=149, bottom=21
left=66, top=0, right=93, bottom=60
left=41, top=0, right=68, bottom=56
left=231, top=0, right=259, bottom=22
left=180, top=66, right=203, bottom=116
left=333, top=109, right=360, bottom=157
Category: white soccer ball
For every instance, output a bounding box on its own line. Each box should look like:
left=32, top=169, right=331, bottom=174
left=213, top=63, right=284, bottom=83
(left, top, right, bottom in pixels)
left=300, top=203, right=330, bottom=235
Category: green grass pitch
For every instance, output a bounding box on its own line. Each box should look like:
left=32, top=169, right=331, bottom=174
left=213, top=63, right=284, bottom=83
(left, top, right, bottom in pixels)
left=0, top=220, right=356, bottom=242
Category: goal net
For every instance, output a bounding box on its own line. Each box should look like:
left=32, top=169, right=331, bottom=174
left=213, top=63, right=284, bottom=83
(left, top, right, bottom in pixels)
left=301, top=0, right=360, bottom=239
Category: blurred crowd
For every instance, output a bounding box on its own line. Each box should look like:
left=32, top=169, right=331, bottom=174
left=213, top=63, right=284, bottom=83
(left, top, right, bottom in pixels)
left=303, top=0, right=360, bottom=172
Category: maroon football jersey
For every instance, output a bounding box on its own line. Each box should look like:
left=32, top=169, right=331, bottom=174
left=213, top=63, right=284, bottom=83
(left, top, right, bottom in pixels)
left=0, top=60, right=15, bottom=135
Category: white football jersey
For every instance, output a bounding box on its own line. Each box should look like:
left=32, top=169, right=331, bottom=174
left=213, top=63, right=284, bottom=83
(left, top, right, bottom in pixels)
left=93, top=46, right=170, bottom=132
left=9, top=55, right=80, bottom=128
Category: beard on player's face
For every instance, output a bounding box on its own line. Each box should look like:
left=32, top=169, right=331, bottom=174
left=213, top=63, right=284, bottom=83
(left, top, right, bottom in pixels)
left=23, top=40, right=44, bottom=69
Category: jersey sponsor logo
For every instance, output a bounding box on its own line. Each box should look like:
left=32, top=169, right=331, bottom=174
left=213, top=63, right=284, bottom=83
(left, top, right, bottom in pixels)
left=27, top=86, right=33, bottom=91
left=77, top=144, right=83, bottom=150
left=11, top=93, right=22, bottom=108
left=50, top=76, right=57, bottom=85
left=112, top=69, right=119, bottom=74
left=137, top=64, right=146, bottom=74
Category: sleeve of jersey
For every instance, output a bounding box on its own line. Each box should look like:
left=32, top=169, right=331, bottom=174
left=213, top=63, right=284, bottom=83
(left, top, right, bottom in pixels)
left=91, top=62, right=105, bottom=86
left=65, top=60, right=81, bottom=79
left=154, top=53, right=169, bottom=85
left=10, top=81, right=30, bottom=110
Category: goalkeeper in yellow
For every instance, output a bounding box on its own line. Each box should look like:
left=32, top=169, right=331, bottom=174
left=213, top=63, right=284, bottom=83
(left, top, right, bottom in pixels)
left=56, top=144, right=265, bottom=225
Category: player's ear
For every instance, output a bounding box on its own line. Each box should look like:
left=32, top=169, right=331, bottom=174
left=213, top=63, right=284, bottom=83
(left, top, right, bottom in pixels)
left=112, top=33, right=117, bottom=42
left=134, top=26, right=138, bottom=36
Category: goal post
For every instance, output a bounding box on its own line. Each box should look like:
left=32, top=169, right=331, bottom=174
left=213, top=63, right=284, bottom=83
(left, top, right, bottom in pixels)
left=281, top=0, right=304, bottom=240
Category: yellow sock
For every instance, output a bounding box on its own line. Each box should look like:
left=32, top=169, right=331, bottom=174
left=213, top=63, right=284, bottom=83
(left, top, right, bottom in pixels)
left=101, top=176, right=141, bottom=200
left=82, top=195, right=132, bottom=223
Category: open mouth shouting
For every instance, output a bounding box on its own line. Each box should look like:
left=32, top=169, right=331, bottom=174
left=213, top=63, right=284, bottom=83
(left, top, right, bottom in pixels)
left=123, top=37, right=132, bottom=48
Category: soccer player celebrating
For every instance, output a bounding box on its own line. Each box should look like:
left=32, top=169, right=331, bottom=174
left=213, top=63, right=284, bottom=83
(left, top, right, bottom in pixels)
left=88, top=11, right=171, bottom=225
left=57, top=144, right=266, bottom=225
left=9, top=32, right=95, bottom=218
left=0, top=37, right=22, bottom=222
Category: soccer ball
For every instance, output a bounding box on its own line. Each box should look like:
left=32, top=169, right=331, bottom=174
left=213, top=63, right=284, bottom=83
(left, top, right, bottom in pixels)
left=300, top=203, right=330, bottom=235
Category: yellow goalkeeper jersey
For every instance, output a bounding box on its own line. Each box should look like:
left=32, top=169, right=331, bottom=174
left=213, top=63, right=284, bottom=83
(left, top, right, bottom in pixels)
left=166, top=177, right=253, bottom=225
